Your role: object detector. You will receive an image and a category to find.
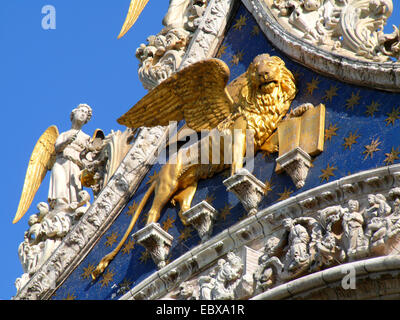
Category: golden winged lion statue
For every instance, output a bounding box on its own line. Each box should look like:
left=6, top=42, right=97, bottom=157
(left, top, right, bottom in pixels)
left=91, top=53, right=298, bottom=279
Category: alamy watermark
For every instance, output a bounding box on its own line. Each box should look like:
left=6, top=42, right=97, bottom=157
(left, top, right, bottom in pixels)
left=42, top=5, right=56, bottom=30
left=341, top=265, right=356, bottom=290
left=156, top=121, right=255, bottom=173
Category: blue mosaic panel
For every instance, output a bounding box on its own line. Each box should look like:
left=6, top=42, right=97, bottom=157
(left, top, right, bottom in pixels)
left=53, top=3, right=400, bottom=300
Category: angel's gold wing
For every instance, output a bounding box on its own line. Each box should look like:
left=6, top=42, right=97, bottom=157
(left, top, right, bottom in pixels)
left=118, top=0, right=150, bottom=39
left=117, top=59, right=235, bottom=131
left=13, top=126, right=59, bottom=224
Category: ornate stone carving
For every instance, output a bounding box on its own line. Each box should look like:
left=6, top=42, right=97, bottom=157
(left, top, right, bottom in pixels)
left=223, top=169, right=266, bottom=215
left=243, top=0, right=400, bottom=91
left=266, top=0, right=398, bottom=63
left=254, top=187, right=400, bottom=294
left=136, top=1, right=208, bottom=90
left=133, top=223, right=173, bottom=269
left=14, top=126, right=168, bottom=300
left=81, top=129, right=136, bottom=196
left=276, top=147, right=312, bottom=189
left=181, top=201, right=218, bottom=241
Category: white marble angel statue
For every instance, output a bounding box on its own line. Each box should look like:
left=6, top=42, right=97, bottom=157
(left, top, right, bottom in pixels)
left=13, top=104, right=93, bottom=224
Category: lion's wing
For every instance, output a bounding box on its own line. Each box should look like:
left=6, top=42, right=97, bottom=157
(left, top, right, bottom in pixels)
left=13, top=125, right=59, bottom=224
left=117, top=59, right=235, bottom=132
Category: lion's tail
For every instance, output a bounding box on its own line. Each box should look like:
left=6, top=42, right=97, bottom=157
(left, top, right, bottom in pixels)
left=91, top=182, right=156, bottom=280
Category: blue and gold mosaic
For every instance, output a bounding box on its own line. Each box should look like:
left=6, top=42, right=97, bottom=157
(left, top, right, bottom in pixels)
left=53, top=3, right=400, bottom=300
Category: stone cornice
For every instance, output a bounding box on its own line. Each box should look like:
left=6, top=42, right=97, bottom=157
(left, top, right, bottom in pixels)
left=120, top=164, right=400, bottom=300
left=251, top=255, right=400, bottom=300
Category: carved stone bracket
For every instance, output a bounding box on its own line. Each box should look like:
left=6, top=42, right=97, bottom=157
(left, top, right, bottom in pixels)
left=133, top=223, right=174, bottom=269
left=223, top=168, right=266, bottom=215
left=181, top=201, right=218, bottom=241
left=276, top=147, right=312, bottom=189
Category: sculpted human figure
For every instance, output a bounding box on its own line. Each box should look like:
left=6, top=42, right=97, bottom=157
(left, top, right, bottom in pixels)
left=342, top=200, right=368, bottom=258
left=283, top=218, right=311, bottom=271
left=365, top=194, right=392, bottom=245
left=48, top=104, right=92, bottom=209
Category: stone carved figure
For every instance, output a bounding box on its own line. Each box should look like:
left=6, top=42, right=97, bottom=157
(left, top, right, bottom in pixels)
left=15, top=190, right=91, bottom=292
left=254, top=189, right=400, bottom=296
left=13, top=104, right=133, bottom=292
left=253, top=237, right=281, bottom=292
left=198, top=252, right=246, bottom=300
left=254, top=217, right=320, bottom=290
left=314, top=205, right=343, bottom=267
left=268, top=0, right=398, bottom=62
left=48, top=104, right=92, bottom=209
left=136, top=27, right=192, bottom=90
left=13, top=104, right=93, bottom=226
left=282, top=218, right=313, bottom=273
left=92, top=54, right=299, bottom=278
left=135, top=1, right=208, bottom=90
left=364, top=194, right=392, bottom=248
left=342, top=199, right=369, bottom=259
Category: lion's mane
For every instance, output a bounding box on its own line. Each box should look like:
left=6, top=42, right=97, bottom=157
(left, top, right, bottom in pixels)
left=238, top=54, right=297, bottom=149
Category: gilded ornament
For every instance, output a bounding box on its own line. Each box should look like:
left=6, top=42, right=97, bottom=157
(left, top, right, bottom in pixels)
left=91, top=54, right=298, bottom=278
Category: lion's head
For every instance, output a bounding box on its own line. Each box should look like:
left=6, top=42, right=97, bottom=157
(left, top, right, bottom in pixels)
left=236, top=54, right=297, bottom=148
left=246, top=54, right=296, bottom=98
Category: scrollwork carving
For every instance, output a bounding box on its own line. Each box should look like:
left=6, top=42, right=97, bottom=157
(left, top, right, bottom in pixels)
left=267, top=0, right=398, bottom=62
left=136, top=1, right=208, bottom=90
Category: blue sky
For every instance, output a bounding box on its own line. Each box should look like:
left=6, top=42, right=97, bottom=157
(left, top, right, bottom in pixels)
left=0, top=1, right=398, bottom=300
left=0, top=0, right=168, bottom=299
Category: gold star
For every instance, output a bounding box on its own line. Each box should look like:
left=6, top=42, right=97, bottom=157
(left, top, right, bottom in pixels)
left=384, top=147, right=400, bottom=165
left=63, top=293, right=76, bottom=300
left=220, top=204, right=233, bottom=221
left=325, top=123, right=339, bottom=142
left=105, top=232, right=119, bottom=247
left=346, top=91, right=361, bottom=110
left=233, top=15, right=247, bottom=31
left=319, top=163, right=337, bottom=183
left=365, top=100, right=381, bottom=117
left=292, top=70, right=303, bottom=84
left=251, top=25, right=260, bottom=36
left=122, top=238, right=135, bottom=255
left=139, top=250, right=150, bottom=264
left=343, top=131, right=360, bottom=150
left=363, top=138, right=381, bottom=160
left=277, top=187, right=293, bottom=201
left=126, top=201, right=138, bottom=216
left=81, top=263, right=96, bottom=280
left=306, top=78, right=320, bottom=95
left=178, top=227, right=192, bottom=242
left=264, top=178, right=274, bottom=195
left=146, top=171, right=158, bottom=185
left=205, top=193, right=216, bottom=205
left=140, top=211, right=150, bottom=224
left=323, top=85, right=338, bottom=102
left=216, top=44, right=228, bottom=58
left=119, top=278, right=133, bottom=295
left=162, top=215, right=175, bottom=232
left=230, top=50, right=244, bottom=66
left=385, top=107, right=400, bottom=126
left=100, top=269, right=115, bottom=288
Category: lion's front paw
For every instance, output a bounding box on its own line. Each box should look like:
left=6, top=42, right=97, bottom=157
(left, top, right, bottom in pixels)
left=287, top=103, right=314, bottom=118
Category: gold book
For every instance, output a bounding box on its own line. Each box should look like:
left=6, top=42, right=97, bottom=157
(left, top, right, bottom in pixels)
left=276, top=104, right=325, bottom=172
